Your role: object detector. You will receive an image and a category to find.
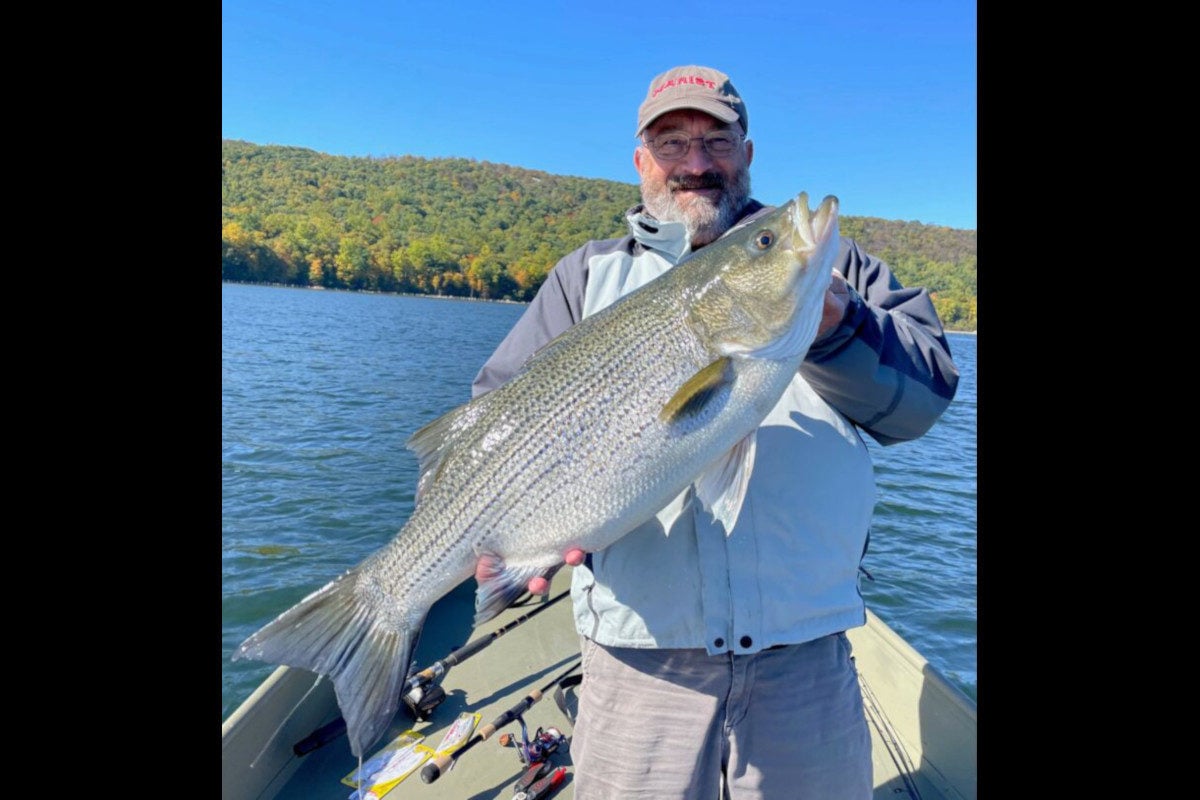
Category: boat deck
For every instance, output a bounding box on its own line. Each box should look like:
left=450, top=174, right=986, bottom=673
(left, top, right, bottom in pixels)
left=222, top=570, right=975, bottom=799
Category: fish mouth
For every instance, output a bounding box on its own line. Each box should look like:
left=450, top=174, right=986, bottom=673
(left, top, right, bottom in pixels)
left=787, top=193, right=839, bottom=257
left=780, top=193, right=840, bottom=322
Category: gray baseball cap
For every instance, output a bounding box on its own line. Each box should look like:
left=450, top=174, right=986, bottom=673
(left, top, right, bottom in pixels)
left=635, top=65, right=748, bottom=137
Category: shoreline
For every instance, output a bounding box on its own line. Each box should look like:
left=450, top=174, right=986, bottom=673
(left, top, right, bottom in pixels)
left=222, top=281, right=979, bottom=333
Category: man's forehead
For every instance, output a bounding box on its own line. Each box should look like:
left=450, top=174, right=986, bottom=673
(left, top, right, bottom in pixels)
left=645, top=110, right=737, bottom=136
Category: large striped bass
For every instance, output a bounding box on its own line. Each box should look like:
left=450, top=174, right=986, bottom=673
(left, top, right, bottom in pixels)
left=234, top=192, right=840, bottom=758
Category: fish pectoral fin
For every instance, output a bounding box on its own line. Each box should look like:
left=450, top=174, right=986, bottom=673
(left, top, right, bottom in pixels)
left=474, top=554, right=561, bottom=625
left=694, top=430, right=757, bottom=536
left=659, top=357, right=734, bottom=423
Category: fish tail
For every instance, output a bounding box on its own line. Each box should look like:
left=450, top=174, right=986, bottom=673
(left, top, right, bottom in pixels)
left=233, top=569, right=417, bottom=758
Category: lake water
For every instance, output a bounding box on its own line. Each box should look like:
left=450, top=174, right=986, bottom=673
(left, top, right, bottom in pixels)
left=221, top=282, right=977, bottom=721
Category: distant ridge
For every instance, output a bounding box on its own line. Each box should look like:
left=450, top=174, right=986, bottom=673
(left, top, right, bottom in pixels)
left=222, top=140, right=975, bottom=330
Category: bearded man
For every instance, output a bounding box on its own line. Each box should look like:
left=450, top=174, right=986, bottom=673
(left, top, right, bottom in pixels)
left=472, top=65, right=959, bottom=800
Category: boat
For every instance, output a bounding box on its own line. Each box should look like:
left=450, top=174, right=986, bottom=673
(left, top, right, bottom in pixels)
left=222, top=570, right=976, bottom=800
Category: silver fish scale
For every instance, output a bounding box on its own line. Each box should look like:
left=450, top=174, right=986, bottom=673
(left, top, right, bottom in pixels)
left=359, top=267, right=809, bottom=627
left=363, top=288, right=711, bottom=614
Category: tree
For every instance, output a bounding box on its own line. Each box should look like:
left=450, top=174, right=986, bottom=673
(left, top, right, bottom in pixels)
left=221, top=141, right=974, bottom=318
left=334, top=236, right=372, bottom=289
left=509, top=243, right=556, bottom=300
left=308, top=257, right=331, bottom=287
left=465, top=245, right=505, bottom=298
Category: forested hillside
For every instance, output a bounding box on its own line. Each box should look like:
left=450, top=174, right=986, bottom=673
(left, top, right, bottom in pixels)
left=222, top=140, right=976, bottom=330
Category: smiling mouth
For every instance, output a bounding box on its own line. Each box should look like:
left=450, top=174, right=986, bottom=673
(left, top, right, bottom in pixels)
left=672, top=184, right=724, bottom=199
left=673, top=187, right=723, bottom=207
left=669, top=174, right=725, bottom=194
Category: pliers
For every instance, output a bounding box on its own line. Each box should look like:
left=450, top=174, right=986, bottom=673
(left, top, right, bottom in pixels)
left=512, top=762, right=566, bottom=800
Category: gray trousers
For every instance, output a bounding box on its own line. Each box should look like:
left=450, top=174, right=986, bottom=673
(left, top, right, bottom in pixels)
left=570, top=633, right=872, bottom=800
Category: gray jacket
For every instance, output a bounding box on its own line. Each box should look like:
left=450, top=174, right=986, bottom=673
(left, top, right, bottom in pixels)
left=473, top=201, right=959, bottom=653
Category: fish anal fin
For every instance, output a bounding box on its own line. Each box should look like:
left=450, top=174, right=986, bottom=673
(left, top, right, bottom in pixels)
left=654, top=488, right=693, bottom=536
left=474, top=553, right=561, bottom=625
left=660, top=357, right=734, bottom=423
left=694, top=430, right=757, bottom=536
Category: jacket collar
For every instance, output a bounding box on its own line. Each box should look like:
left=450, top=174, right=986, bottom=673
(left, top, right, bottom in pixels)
left=625, top=199, right=767, bottom=263
left=626, top=205, right=692, bottom=262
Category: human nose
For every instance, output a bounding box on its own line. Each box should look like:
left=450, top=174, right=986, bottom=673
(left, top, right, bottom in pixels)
left=676, top=139, right=715, bottom=172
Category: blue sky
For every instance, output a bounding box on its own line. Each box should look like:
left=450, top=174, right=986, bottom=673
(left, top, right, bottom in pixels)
left=222, top=0, right=976, bottom=231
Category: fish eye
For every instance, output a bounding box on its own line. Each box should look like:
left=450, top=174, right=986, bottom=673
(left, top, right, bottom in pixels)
left=754, top=231, right=774, bottom=250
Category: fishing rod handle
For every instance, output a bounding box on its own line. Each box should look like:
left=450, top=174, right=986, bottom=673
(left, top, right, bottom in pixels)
left=421, top=754, right=452, bottom=783
left=417, top=753, right=446, bottom=786
left=421, top=688, right=541, bottom=785
left=420, top=662, right=571, bottom=783
left=420, top=729, right=486, bottom=784
left=407, top=665, right=441, bottom=688
left=421, top=718, right=500, bottom=784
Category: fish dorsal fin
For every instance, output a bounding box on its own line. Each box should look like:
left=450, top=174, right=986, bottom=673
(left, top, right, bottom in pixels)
left=660, top=357, right=734, bottom=423
left=694, top=430, right=757, bottom=536
left=407, top=394, right=494, bottom=502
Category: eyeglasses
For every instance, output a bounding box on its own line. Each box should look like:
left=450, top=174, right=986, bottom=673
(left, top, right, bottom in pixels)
left=642, top=130, right=743, bottom=161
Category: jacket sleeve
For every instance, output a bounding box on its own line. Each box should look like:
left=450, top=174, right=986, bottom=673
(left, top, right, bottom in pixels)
left=471, top=250, right=588, bottom=398
left=801, top=237, right=960, bottom=446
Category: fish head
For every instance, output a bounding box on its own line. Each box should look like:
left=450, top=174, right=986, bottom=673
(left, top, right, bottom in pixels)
left=685, top=192, right=839, bottom=361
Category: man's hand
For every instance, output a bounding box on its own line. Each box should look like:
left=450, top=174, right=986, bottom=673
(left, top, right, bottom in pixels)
left=527, top=548, right=586, bottom=595
left=474, top=549, right=586, bottom=595
left=817, top=270, right=850, bottom=338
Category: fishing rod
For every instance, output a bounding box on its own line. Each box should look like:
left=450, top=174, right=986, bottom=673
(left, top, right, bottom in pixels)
left=292, top=589, right=571, bottom=756
left=420, top=659, right=583, bottom=784
left=406, top=589, right=571, bottom=694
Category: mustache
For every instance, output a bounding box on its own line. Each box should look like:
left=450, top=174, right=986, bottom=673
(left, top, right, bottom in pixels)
left=668, top=173, right=726, bottom=191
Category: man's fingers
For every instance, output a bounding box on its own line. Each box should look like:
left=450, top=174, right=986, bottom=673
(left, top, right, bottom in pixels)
left=526, top=547, right=587, bottom=594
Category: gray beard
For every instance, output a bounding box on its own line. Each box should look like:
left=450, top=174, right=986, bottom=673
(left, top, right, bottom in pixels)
left=640, top=168, right=752, bottom=248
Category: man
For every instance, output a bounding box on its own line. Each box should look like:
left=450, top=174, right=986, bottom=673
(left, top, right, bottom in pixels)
left=472, top=65, right=958, bottom=799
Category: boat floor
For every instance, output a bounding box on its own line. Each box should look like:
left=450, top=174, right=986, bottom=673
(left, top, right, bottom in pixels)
left=223, top=570, right=975, bottom=800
